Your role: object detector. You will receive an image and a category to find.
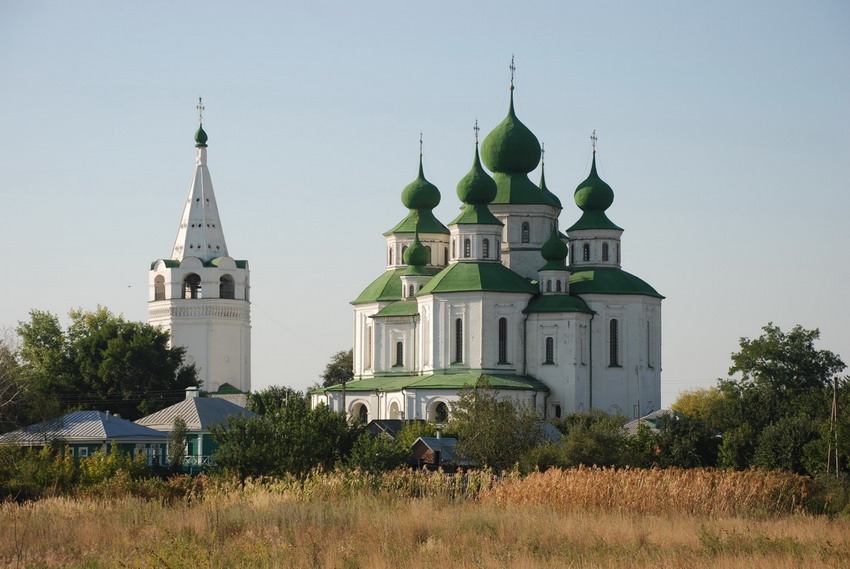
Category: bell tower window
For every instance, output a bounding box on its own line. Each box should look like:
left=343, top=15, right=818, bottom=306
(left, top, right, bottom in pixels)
left=521, top=222, right=530, bottom=243
left=544, top=337, right=555, bottom=364
left=219, top=275, right=235, bottom=299
left=582, top=243, right=590, bottom=262
left=602, top=242, right=609, bottom=261
left=154, top=275, right=165, bottom=301
left=482, top=238, right=490, bottom=259
left=463, top=238, right=471, bottom=258
left=183, top=274, right=202, bottom=299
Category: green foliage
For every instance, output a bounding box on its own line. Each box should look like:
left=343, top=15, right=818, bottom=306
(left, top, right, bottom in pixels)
left=622, top=422, right=660, bottom=468
left=168, top=416, right=188, bottom=472
left=752, top=415, right=818, bottom=474
left=393, top=421, right=437, bottom=451
left=347, top=433, right=409, bottom=473
left=0, top=339, right=25, bottom=433
left=211, top=393, right=361, bottom=479
left=321, top=349, right=353, bottom=388
left=672, top=387, right=740, bottom=433
left=15, top=307, right=198, bottom=422
left=449, top=380, right=543, bottom=472
left=717, top=423, right=755, bottom=470
left=656, top=414, right=719, bottom=468
left=247, top=385, right=300, bottom=416
left=78, top=443, right=149, bottom=484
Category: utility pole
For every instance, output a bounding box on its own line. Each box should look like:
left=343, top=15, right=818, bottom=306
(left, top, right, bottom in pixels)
left=827, top=376, right=839, bottom=475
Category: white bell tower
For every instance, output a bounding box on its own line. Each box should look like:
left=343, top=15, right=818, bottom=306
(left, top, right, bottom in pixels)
left=148, top=100, right=251, bottom=394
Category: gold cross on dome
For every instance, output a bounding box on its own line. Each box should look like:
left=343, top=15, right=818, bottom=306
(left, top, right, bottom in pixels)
left=419, top=132, right=423, bottom=158
left=196, top=97, right=205, bottom=125
left=509, top=55, right=516, bottom=91
left=591, top=129, right=598, bottom=153
left=474, top=119, right=480, bottom=144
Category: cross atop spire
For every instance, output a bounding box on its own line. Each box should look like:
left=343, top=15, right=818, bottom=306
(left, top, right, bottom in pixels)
left=509, top=55, right=516, bottom=91
left=419, top=132, right=423, bottom=158
left=591, top=129, right=598, bottom=154
left=541, top=142, right=545, bottom=165
left=196, top=97, right=205, bottom=125
left=474, top=119, right=480, bottom=145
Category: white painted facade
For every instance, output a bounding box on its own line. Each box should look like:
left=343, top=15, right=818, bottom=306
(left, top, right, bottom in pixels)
left=148, top=125, right=251, bottom=394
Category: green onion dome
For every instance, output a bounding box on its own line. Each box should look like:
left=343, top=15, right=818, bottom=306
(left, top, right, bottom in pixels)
left=481, top=92, right=541, bottom=174
left=401, top=156, right=441, bottom=209
left=541, top=229, right=568, bottom=262
left=195, top=125, right=208, bottom=148
left=457, top=145, right=497, bottom=205
left=403, top=230, right=430, bottom=267
left=574, top=154, right=614, bottom=211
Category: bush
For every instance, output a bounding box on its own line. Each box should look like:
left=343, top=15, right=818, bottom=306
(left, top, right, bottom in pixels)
left=347, top=433, right=409, bottom=473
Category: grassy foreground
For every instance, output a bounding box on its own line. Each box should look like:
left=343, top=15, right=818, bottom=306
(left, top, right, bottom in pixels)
left=1, top=468, right=848, bottom=569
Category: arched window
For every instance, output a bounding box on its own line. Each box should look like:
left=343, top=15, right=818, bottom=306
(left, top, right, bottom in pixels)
left=402, top=245, right=408, bottom=258
left=452, top=239, right=456, bottom=258
left=616, top=243, right=620, bottom=263
left=556, top=280, right=562, bottom=292
left=454, top=318, right=463, bottom=363
left=154, top=275, right=165, bottom=301
left=434, top=402, right=448, bottom=423
left=219, top=275, right=235, bottom=299
left=425, top=245, right=432, bottom=264
left=389, top=401, right=401, bottom=420
left=408, top=284, right=415, bottom=297
left=498, top=317, right=508, bottom=364
left=444, top=247, right=448, bottom=265
left=353, top=403, right=368, bottom=424
left=482, top=238, right=490, bottom=259
left=463, top=238, right=471, bottom=258
left=609, top=319, right=620, bottom=367
left=544, top=337, right=555, bottom=364
left=582, top=243, right=590, bottom=262
left=570, top=245, right=575, bottom=265
left=182, top=274, right=202, bottom=299
left=365, top=327, right=372, bottom=369
left=521, top=222, right=530, bottom=243
left=602, top=242, right=609, bottom=261
left=395, top=341, right=404, bottom=367
left=546, top=280, right=552, bottom=292
left=554, top=404, right=562, bottom=419
left=388, top=247, right=393, bottom=265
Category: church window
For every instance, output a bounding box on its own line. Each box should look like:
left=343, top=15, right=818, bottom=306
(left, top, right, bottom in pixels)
left=182, top=274, right=202, bottom=299
left=582, top=243, right=590, bottom=261
left=602, top=242, right=609, bottom=261
left=482, top=238, right=490, bottom=259
left=444, top=247, right=448, bottom=264
left=616, top=243, right=620, bottom=263
left=388, top=247, right=393, bottom=265
left=219, top=275, right=235, bottom=299
left=546, top=280, right=552, bottom=292
left=609, top=319, right=620, bottom=367
left=353, top=403, right=368, bottom=424
left=498, top=318, right=508, bottom=364
left=409, top=284, right=415, bottom=297
left=454, top=318, right=463, bottom=363
left=554, top=404, right=562, bottom=419
left=463, top=238, right=471, bottom=258
left=433, top=402, right=448, bottom=422
left=365, top=327, right=372, bottom=369
left=545, top=337, right=555, bottom=364
left=402, top=245, right=408, bottom=258
left=647, top=320, right=653, bottom=368
left=154, top=276, right=165, bottom=301
left=395, top=341, right=404, bottom=367
left=556, top=280, right=562, bottom=292
left=452, top=239, right=456, bottom=258
left=521, top=222, right=530, bottom=243
left=426, top=245, right=431, bottom=263
left=570, top=245, right=575, bottom=265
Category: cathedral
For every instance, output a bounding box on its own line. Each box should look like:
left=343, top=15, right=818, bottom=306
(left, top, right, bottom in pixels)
left=313, top=79, right=663, bottom=422
left=147, top=103, right=252, bottom=395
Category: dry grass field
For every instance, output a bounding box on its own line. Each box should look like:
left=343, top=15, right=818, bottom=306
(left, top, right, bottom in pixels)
left=1, top=468, right=848, bottom=569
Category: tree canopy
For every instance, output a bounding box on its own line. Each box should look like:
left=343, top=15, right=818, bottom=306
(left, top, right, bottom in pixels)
left=320, top=349, right=353, bottom=388
left=13, top=307, right=198, bottom=423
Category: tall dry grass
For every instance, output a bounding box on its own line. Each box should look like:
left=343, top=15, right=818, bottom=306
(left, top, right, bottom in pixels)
left=481, top=466, right=814, bottom=516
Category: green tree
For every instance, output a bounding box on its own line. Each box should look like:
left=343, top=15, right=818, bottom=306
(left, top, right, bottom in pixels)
left=0, top=338, right=25, bottom=432
left=622, top=422, right=660, bottom=468
left=347, top=432, right=409, bottom=473
left=168, top=416, right=188, bottom=472
left=209, top=414, right=281, bottom=480
left=248, top=385, right=300, bottom=416
left=672, top=386, right=740, bottom=433
left=393, top=421, right=437, bottom=451
left=752, top=415, right=818, bottom=474
left=321, top=349, right=353, bottom=388
left=557, top=411, right=627, bottom=468
left=655, top=413, right=719, bottom=468
left=717, top=423, right=756, bottom=470
left=449, top=381, right=543, bottom=472
left=15, top=307, right=198, bottom=421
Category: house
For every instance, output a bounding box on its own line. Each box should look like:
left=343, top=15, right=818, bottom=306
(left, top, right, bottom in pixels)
left=135, top=386, right=256, bottom=469
left=624, top=409, right=678, bottom=436
left=0, top=410, right=168, bottom=465
left=411, top=435, right=468, bottom=471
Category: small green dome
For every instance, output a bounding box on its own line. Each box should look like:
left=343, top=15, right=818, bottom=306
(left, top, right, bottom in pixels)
left=403, top=232, right=430, bottom=267
left=574, top=154, right=613, bottom=211
left=541, top=229, right=568, bottom=262
left=481, top=92, right=541, bottom=174
left=457, top=145, right=497, bottom=205
left=195, top=125, right=208, bottom=148
left=401, top=157, right=441, bottom=209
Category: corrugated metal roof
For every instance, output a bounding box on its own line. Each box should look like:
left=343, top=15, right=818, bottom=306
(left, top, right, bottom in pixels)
left=0, top=411, right=168, bottom=444
left=136, top=397, right=256, bottom=431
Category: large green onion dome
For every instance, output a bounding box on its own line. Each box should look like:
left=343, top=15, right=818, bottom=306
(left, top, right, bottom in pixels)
left=457, top=145, right=497, bottom=204
left=195, top=125, right=208, bottom=148
left=574, top=154, right=613, bottom=211
left=401, top=156, right=441, bottom=210
left=481, top=91, right=541, bottom=174
left=403, top=229, right=431, bottom=267
left=541, top=229, right=568, bottom=263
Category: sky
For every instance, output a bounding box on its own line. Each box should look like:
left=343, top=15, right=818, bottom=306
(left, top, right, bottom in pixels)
left=1, top=1, right=848, bottom=406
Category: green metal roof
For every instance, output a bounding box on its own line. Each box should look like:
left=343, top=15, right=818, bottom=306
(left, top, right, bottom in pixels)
left=207, top=257, right=249, bottom=269
left=448, top=203, right=502, bottom=226
left=151, top=259, right=181, bottom=269
left=566, top=210, right=623, bottom=231
left=372, top=300, right=419, bottom=318
left=352, top=267, right=440, bottom=305
left=418, top=262, right=537, bottom=295
left=384, top=209, right=449, bottom=235
left=524, top=295, right=594, bottom=314
left=491, top=172, right=561, bottom=206
left=319, top=372, right=549, bottom=393
left=538, top=261, right=570, bottom=272
left=568, top=266, right=663, bottom=298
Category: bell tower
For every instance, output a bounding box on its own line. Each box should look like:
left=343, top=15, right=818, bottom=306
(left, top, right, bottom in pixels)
left=148, top=100, right=251, bottom=394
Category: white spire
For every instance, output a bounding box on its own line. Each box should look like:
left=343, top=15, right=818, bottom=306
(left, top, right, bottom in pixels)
left=171, top=128, right=229, bottom=262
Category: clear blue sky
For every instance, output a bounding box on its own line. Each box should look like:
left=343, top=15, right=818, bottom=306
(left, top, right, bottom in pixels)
left=1, top=1, right=848, bottom=406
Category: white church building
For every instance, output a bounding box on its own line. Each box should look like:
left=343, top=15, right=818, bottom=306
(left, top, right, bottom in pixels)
left=313, top=82, right=663, bottom=423
left=148, top=107, right=251, bottom=395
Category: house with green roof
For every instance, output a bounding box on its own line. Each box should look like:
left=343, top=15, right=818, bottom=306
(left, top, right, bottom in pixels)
left=313, top=67, right=663, bottom=422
